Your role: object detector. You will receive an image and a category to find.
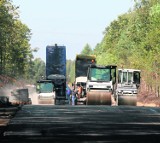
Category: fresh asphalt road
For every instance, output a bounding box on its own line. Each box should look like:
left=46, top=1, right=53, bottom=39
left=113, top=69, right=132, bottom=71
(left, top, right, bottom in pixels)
left=1, top=105, right=160, bottom=143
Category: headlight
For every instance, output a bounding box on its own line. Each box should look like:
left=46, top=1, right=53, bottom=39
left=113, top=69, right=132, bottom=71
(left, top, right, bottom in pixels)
left=132, top=90, right=137, bottom=94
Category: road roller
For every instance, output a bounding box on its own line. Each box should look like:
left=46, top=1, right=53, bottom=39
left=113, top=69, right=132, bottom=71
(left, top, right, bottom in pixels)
left=86, top=65, right=117, bottom=105
left=36, top=79, right=56, bottom=105
left=36, top=74, right=66, bottom=105
left=115, top=69, right=141, bottom=106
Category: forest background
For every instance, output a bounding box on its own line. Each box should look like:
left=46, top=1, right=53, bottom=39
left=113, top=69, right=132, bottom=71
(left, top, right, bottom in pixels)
left=0, top=0, right=160, bottom=97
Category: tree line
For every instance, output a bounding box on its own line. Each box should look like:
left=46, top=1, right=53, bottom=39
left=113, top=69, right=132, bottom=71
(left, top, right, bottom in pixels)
left=0, top=0, right=45, bottom=86
left=68, top=0, right=160, bottom=97
left=93, top=0, right=160, bottom=96
left=1, top=0, right=160, bottom=97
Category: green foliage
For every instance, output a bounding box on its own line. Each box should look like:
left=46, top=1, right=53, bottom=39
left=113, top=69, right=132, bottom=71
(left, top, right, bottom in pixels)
left=0, top=0, right=34, bottom=83
left=80, top=43, right=93, bottom=55
left=28, top=58, right=45, bottom=83
left=1, top=0, right=160, bottom=95
left=93, top=0, right=160, bottom=95
left=66, top=60, right=75, bottom=84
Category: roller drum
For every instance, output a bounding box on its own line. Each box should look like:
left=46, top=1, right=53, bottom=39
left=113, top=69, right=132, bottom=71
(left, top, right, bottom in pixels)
left=38, top=99, right=55, bottom=105
left=86, top=90, right=111, bottom=105
left=118, top=95, right=137, bottom=106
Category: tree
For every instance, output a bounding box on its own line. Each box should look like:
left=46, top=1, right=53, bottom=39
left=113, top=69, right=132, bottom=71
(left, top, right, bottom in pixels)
left=0, top=0, right=33, bottom=81
left=66, top=60, right=75, bottom=84
left=80, top=43, right=92, bottom=55
left=93, top=0, right=160, bottom=96
left=28, top=58, right=45, bottom=83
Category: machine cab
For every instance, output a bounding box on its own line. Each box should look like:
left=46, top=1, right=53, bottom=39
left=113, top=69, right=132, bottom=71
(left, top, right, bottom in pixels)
left=86, top=65, right=117, bottom=91
left=87, top=65, right=117, bottom=82
left=118, top=69, right=141, bottom=87
left=36, top=80, right=55, bottom=93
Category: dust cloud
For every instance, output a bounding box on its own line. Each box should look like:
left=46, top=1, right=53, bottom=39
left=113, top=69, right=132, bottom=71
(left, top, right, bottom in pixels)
left=0, top=84, right=21, bottom=98
left=24, top=85, right=38, bottom=105
left=0, top=84, right=39, bottom=105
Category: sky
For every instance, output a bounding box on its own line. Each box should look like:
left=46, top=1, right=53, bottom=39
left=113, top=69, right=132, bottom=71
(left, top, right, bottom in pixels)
left=12, top=0, right=134, bottom=62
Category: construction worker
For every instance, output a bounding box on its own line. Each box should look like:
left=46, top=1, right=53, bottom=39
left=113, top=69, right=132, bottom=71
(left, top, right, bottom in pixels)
left=77, top=84, right=83, bottom=98
left=71, top=85, right=78, bottom=105
left=66, top=85, right=71, bottom=105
